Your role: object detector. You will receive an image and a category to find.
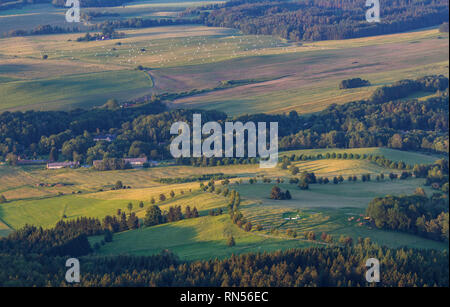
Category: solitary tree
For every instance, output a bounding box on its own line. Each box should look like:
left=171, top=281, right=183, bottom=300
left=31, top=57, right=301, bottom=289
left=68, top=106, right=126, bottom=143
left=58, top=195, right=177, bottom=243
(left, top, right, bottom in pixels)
left=227, top=236, right=236, bottom=247
left=115, top=180, right=123, bottom=190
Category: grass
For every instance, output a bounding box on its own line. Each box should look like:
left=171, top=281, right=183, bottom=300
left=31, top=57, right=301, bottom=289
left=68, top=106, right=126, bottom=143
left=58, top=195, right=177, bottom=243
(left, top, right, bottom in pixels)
left=89, top=214, right=315, bottom=261
left=0, top=70, right=153, bottom=111
left=0, top=186, right=227, bottom=230
left=0, top=219, right=12, bottom=237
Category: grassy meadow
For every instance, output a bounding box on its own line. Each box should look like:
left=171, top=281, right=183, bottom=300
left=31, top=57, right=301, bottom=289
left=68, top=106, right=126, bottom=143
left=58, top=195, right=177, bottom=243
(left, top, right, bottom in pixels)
left=89, top=214, right=316, bottom=261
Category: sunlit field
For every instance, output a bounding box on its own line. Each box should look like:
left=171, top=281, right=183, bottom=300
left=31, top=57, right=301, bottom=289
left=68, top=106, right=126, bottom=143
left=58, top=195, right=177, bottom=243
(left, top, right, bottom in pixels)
left=1, top=22, right=447, bottom=113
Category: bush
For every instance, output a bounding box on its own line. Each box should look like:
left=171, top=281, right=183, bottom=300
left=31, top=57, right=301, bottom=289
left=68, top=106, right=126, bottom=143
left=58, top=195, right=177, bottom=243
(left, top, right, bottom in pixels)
left=339, top=78, right=370, bottom=89
left=104, top=230, right=113, bottom=243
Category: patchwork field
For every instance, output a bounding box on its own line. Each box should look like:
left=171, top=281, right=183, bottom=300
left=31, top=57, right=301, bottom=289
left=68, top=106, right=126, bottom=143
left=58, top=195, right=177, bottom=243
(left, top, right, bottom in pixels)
left=0, top=148, right=439, bottom=203
left=280, top=147, right=443, bottom=165
left=0, top=187, right=227, bottom=229
left=1, top=13, right=448, bottom=114
left=88, top=177, right=446, bottom=260
left=0, top=1, right=221, bottom=35
left=1, top=146, right=446, bottom=259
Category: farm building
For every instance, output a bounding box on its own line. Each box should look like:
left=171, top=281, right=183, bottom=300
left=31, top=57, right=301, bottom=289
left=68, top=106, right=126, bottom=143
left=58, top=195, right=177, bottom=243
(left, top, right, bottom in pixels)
left=47, top=161, right=79, bottom=170
left=93, top=134, right=117, bottom=142
left=124, top=157, right=148, bottom=168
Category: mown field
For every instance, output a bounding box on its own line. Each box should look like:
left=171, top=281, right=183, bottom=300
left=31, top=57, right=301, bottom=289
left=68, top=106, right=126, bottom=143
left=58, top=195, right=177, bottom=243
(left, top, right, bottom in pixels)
left=1, top=7, right=448, bottom=113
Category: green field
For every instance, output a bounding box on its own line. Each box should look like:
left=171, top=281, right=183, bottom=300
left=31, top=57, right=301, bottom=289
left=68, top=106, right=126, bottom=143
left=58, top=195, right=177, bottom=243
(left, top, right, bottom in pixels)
left=0, top=187, right=225, bottom=229
left=88, top=178, right=447, bottom=260
left=89, top=214, right=316, bottom=261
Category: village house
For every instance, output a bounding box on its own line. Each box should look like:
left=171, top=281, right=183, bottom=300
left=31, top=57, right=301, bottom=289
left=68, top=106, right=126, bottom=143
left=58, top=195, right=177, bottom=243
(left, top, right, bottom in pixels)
left=47, top=161, right=80, bottom=170
left=124, top=157, right=148, bottom=168
left=93, top=134, right=117, bottom=142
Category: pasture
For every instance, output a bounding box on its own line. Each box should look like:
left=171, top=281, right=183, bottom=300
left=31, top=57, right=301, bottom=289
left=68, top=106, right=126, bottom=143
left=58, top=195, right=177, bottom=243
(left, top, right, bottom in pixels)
left=89, top=214, right=315, bottom=261
left=0, top=147, right=436, bottom=203
left=0, top=186, right=227, bottom=230
left=0, top=147, right=446, bottom=256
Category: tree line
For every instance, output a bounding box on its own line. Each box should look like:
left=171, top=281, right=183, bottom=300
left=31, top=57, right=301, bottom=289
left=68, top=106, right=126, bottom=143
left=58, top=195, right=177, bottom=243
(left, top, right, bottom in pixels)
left=199, top=0, right=449, bottom=41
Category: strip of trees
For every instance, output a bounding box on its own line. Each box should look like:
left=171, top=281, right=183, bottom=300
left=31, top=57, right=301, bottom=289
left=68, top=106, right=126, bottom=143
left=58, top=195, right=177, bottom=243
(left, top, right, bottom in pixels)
left=201, top=0, right=449, bottom=41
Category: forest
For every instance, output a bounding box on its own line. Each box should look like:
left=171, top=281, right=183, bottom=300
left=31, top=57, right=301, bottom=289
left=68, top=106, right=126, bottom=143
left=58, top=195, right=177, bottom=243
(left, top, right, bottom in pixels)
left=0, top=243, right=448, bottom=287
left=1, top=76, right=448, bottom=165
left=201, top=0, right=449, bottom=41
